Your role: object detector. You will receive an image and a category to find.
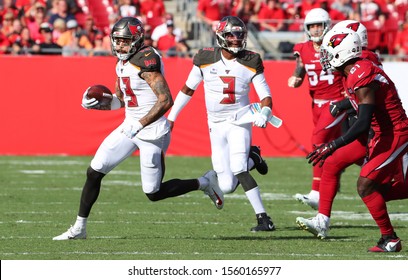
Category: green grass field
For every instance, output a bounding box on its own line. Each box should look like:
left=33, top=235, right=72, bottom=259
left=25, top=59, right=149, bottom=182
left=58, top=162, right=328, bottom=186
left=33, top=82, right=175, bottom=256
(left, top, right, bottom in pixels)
left=0, top=155, right=407, bottom=260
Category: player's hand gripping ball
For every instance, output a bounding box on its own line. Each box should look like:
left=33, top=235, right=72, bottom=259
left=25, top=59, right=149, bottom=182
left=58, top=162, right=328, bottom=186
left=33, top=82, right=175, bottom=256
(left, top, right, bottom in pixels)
left=83, top=85, right=113, bottom=110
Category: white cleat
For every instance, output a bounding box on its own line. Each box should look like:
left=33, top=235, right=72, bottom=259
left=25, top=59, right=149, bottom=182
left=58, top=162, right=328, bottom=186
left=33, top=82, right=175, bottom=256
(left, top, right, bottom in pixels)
left=52, top=225, right=87, bottom=240
left=202, top=170, right=224, bottom=210
left=296, top=214, right=329, bottom=239
left=295, top=193, right=319, bottom=210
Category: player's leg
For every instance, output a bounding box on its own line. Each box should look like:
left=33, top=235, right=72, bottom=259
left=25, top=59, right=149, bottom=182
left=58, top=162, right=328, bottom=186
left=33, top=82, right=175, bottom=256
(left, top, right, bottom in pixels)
left=296, top=103, right=343, bottom=209
left=360, top=134, right=408, bottom=252
left=228, top=123, right=275, bottom=232
left=296, top=139, right=366, bottom=238
left=381, top=153, right=408, bottom=202
left=53, top=127, right=137, bottom=240
left=141, top=133, right=224, bottom=209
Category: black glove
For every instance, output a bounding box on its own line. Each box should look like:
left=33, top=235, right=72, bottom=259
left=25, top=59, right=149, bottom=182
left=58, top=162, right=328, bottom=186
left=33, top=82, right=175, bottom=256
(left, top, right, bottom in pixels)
left=329, top=102, right=342, bottom=117
left=306, top=141, right=337, bottom=167
left=329, top=99, right=353, bottom=117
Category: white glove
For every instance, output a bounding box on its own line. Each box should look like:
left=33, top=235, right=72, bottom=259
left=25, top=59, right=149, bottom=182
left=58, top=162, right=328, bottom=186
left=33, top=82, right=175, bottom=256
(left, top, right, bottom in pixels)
left=253, top=106, right=272, bottom=128
left=121, top=121, right=143, bottom=139
left=81, top=87, right=99, bottom=109
left=288, top=76, right=302, bottom=88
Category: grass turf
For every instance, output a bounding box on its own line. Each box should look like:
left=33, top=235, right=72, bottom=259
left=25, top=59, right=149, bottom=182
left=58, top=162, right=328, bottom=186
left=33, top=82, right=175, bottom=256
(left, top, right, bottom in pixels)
left=0, top=156, right=407, bottom=260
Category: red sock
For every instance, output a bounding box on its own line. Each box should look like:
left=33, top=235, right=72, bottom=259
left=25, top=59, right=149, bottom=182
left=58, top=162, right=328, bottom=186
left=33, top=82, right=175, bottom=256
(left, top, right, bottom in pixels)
left=362, top=192, right=394, bottom=236
left=312, top=164, right=322, bottom=192
left=318, top=161, right=341, bottom=217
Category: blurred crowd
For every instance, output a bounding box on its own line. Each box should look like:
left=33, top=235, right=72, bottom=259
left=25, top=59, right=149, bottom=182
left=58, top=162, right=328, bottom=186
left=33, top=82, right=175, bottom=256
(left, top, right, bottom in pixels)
left=0, top=0, right=407, bottom=59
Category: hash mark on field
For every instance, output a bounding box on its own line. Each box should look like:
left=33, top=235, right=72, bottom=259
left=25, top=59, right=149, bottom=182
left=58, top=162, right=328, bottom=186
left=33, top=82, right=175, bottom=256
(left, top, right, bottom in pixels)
left=291, top=210, right=408, bottom=221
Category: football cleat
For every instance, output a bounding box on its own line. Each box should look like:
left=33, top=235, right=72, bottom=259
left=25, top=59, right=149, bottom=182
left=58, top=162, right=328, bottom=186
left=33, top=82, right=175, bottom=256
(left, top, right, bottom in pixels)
left=368, top=233, right=402, bottom=252
left=295, top=193, right=319, bottom=210
left=202, top=170, right=224, bottom=210
left=249, top=146, right=268, bottom=175
left=251, top=213, right=276, bottom=232
left=52, top=225, right=87, bottom=240
left=296, top=214, right=329, bottom=239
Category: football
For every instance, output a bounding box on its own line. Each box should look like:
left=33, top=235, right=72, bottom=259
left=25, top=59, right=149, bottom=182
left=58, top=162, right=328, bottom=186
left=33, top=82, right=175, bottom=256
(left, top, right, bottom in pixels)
left=86, top=84, right=113, bottom=108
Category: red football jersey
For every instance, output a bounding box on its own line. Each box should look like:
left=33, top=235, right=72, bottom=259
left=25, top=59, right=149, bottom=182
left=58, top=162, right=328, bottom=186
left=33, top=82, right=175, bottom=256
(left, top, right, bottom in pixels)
left=361, top=49, right=382, bottom=67
left=345, top=59, right=408, bottom=133
left=293, top=41, right=345, bottom=100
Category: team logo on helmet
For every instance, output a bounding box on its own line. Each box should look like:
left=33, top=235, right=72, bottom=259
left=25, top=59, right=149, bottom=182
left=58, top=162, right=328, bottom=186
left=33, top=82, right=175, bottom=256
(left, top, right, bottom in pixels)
left=216, top=21, right=227, bottom=33
left=346, top=22, right=360, bottom=32
left=128, top=23, right=141, bottom=36
left=328, top=33, right=349, bottom=48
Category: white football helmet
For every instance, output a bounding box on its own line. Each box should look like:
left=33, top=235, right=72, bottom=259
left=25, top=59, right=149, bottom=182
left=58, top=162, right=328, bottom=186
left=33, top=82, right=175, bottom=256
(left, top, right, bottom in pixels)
left=320, top=28, right=362, bottom=71
left=304, top=8, right=331, bottom=43
left=332, top=20, right=368, bottom=48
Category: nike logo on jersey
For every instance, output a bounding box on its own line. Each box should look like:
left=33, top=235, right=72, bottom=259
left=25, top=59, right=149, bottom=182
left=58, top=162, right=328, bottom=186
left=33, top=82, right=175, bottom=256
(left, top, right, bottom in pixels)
left=358, top=72, right=365, bottom=78
left=144, top=52, right=151, bottom=57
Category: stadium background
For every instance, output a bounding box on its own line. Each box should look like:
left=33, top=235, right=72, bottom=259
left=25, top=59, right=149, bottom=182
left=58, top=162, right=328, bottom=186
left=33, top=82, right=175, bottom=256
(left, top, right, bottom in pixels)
left=0, top=56, right=407, bottom=157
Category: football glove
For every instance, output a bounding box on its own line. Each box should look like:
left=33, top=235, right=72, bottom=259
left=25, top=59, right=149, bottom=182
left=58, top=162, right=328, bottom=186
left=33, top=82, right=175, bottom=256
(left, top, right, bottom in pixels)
left=121, top=121, right=143, bottom=139
left=329, top=99, right=353, bottom=117
left=81, top=87, right=99, bottom=109
left=329, top=101, right=341, bottom=117
left=253, top=106, right=272, bottom=128
left=306, top=141, right=337, bottom=167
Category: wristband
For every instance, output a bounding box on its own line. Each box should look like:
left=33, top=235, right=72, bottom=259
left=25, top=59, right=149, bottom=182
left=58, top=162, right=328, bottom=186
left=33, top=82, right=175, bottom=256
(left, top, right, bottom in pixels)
left=167, top=91, right=192, bottom=121
left=260, top=106, right=272, bottom=119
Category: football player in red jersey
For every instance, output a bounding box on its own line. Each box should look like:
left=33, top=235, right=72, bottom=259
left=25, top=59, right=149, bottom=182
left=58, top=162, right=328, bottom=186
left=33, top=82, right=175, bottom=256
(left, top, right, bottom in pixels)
left=168, top=16, right=276, bottom=232
left=288, top=8, right=347, bottom=210
left=296, top=20, right=384, bottom=240
left=53, top=17, right=225, bottom=240
left=305, top=28, right=408, bottom=252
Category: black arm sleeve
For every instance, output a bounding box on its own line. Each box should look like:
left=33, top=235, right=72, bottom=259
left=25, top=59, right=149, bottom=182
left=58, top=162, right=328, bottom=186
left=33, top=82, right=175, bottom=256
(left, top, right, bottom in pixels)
left=333, top=103, right=375, bottom=148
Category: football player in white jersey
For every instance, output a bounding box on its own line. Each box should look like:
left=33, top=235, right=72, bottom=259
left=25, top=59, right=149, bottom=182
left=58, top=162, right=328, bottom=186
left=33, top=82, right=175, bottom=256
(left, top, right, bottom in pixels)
left=168, top=16, right=275, bottom=232
left=53, top=17, right=224, bottom=240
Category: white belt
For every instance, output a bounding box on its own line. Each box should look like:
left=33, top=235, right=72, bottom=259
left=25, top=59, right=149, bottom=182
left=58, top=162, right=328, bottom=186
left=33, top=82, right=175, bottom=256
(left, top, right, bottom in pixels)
left=313, top=99, right=330, bottom=107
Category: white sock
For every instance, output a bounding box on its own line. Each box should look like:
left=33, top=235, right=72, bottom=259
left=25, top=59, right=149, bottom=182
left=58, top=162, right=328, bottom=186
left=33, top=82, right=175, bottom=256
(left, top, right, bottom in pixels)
left=308, top=190, right=320, bottom=201
left=245, top=187, right=266, bottom=214
left=74, top=216, right=87, bottom=229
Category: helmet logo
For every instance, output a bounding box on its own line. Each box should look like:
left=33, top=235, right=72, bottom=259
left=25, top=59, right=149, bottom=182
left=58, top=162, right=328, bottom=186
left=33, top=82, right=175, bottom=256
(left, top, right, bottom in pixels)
left=128, top=23, right=141, bottom=36
left=216, top=21, right=227, bottom=33
left=346, top=22, right=359, bottom=32
left=328, top=33, right=348, bottom=48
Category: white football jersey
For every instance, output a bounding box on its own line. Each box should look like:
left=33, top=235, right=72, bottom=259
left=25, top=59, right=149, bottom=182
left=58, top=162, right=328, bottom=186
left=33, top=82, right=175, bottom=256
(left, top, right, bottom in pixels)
left=115, top=46, right=170, bottom=140
left=186, top=47, right=271, bottom=122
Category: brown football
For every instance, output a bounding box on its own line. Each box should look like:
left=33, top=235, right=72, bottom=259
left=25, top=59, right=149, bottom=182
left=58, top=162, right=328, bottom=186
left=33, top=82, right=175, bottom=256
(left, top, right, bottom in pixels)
left=86, top=85, right=113, bottom=108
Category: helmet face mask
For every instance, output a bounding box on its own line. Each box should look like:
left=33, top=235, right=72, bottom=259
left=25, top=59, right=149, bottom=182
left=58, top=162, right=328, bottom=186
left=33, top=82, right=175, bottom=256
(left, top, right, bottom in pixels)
left=320, top=28, right=362, bottom=71
left=110, top=17, right=144, bottom=60
left=304, top=8, right=331, bottom=43
left=216, top=16, right=247, bottom=53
